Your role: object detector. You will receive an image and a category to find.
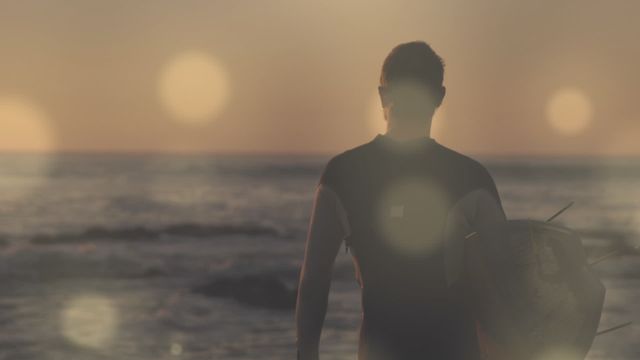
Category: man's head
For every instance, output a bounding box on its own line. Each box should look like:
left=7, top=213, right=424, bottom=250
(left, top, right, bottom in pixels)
left=378, top=41, right=446, bottom=124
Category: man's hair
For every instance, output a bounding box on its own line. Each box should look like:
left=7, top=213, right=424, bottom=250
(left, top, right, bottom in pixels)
left=380, top=41, right=445, bottom=90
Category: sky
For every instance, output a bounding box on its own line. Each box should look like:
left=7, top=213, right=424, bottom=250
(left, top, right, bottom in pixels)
left=0, top=0, right=639, bottom=156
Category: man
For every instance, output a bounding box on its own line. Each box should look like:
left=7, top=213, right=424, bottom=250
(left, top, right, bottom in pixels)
left=296, top=41, right=507, bottom=360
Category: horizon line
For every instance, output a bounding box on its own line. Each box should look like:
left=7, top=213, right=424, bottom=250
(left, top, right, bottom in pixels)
left=0, top=149, right=639, bottom=160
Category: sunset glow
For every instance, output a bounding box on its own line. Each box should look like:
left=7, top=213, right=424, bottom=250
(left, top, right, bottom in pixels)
left=0, top=1, right=638, bottom=155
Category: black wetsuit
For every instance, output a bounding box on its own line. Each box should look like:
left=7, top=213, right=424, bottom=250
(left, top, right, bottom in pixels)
left=318, top=134, right=504, bottom=360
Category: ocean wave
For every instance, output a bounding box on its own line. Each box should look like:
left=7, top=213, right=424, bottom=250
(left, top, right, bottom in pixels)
left=106, top=196, right=176, bottom=213
left=577, top=228, right=636, bottom=243
left=592, top=256, right=640, bottom=279
left=30, top=222, right=283, bottom=245
left=577, top=227, right=640, bottom=260
left=0, top=250, right=167, bottom=280
left=216, top=162, right=323, bottom=179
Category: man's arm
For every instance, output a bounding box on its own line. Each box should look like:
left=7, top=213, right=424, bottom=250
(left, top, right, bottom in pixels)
left=295, top=183, right=347, bottom=360
left=444, top=168, right=507, bottom=287
left=465, top=169, right=510, bottom=358
left=471, top=168, right=507, bottom=243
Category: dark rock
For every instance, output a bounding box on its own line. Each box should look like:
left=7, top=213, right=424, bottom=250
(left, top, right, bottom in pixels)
left=193, top=274, right=298, bottom=310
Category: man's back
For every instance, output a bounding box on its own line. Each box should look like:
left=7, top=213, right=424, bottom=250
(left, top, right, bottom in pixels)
left=295, top=41, right=506, bottom=360
left=317, top=133, right=505, bottom=359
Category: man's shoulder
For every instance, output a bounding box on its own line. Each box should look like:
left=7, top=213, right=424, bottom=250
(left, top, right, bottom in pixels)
left=433, top=142, right=490, bottom=175
left=323, top=139, right=492, bottom=175
left=436, top=143, right=501, bottom=204
left=323, top=138, right=378, bottom=168
left=318, top=138, right=377, bottom=188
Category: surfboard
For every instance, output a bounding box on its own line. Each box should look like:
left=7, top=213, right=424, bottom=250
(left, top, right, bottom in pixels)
left=465, top=220, right=606, bottom=360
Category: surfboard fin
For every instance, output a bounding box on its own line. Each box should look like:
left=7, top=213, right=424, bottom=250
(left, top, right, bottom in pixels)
left=596, top=321, right=632, bottom=336
left=546, top=201, right=574, bottom=222
left=589, top=243, right=640, bottom=267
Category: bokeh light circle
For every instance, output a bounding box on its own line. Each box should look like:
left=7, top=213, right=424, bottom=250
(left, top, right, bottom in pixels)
left=0, top=96, right=52, bottom=152
left=159, top=51, right=230, bottom=124
left=375, top=177, right=450, bottom=255
left=170, top=342, right=183, bottom=356
left=533, top=346, right=582, bottom=360
left=61, top=295, right=118, bottom=348
left=546, top=88, right=593, bottom=136
left=0, top=96, right=54, bottom=202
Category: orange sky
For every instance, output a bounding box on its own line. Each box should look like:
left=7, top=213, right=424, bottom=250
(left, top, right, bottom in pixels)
left=0, top=1, right=639, bottom=156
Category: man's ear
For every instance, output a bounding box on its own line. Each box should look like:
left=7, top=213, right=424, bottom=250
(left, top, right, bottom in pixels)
left=435, top=85, right=446, bottom=107
left=378, top=86, right=391, bottom=108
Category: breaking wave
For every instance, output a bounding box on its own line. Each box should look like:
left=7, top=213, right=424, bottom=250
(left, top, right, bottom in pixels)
left=30, top=222, right=285, bottom=245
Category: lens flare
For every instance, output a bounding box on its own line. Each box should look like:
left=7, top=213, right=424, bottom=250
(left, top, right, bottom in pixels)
left=0, top=96, right=54, bottom=201
left=368, top=89, right=446, bottom=138
left=170, top=342, right=183, bottom=356
left=375, top=177, right=450, bottom=255
left=159, top=51, right=230, bottom=124
left=533, top=346, right=582, bottom=360
left=629, top=210, right=640, bottom=250
left=546, top=88, right=592, bottom=136
left=0, top=96, right=53, bottom=152
left=61, top=295, right=118, bottom=348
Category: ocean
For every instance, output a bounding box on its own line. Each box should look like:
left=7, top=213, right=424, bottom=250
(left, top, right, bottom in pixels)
left=0, top=153, right=638, bottom=359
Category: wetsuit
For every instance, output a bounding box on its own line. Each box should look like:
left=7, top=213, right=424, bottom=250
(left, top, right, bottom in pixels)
left=296, top=133, right=506, bottom=360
